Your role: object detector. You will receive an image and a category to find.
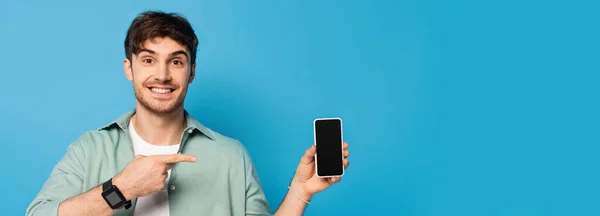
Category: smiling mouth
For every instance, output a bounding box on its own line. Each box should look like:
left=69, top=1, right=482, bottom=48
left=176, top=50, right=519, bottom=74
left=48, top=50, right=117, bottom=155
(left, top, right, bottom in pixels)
left=149, top=87, right=174, bottom=94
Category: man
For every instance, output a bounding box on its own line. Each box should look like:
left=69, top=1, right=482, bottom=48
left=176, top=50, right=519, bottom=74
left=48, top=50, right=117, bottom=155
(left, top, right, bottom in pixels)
left=26, top=11, right=350, bottom=216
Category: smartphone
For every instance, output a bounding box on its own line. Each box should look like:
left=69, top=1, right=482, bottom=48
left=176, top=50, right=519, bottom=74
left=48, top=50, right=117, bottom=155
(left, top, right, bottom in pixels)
left=313, top=117, right=344, bottom=178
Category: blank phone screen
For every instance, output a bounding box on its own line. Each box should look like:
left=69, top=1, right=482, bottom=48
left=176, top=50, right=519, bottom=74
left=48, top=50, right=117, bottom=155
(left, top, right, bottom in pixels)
left=315, top=119, right=343, bottom=176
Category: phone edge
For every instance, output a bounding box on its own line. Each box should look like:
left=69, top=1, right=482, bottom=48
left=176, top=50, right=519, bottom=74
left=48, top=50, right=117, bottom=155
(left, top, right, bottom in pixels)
left=313, top=117, right=345, bottom=178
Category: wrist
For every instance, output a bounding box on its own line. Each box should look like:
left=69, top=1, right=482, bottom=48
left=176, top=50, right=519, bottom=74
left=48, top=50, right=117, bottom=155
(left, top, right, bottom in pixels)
left=111, top=175, right=133, bottom=200
left=289, top=179, right=313, bottom=201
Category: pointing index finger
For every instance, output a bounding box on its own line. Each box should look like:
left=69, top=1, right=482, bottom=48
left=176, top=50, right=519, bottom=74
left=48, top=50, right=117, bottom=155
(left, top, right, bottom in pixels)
left=158, top=154, right=197, bottom=164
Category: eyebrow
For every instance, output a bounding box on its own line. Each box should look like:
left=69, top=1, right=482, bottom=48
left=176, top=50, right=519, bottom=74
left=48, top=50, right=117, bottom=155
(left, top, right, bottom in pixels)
left=138, top=49, right=189, bottom=60
left=169, top=50, right=189, bottom=60
left=138, top=48, right=156, bottom=55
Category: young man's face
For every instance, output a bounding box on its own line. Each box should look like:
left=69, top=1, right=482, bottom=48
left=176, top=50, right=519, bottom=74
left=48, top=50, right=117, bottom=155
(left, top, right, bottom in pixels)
left=124, top=37, right=195, bottom=114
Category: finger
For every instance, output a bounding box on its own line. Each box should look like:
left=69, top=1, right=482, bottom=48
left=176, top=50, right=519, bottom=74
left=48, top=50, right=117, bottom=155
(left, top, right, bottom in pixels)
left=344, top=150, right=349, bottom=158
left=344, top=159, right=350, bottom=169
left=343, top=142, right=349, bottom=150
left=165, top=163, right=174, bottom=170
left=300, top=145, right=317, bottom=165
left=328, top=177, right=341, bottom=184
left=158, top=154, right=197, bottom=164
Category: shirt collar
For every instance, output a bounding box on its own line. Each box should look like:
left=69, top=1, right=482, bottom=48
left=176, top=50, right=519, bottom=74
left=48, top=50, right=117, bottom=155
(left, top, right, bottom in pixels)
left=98, top=108, right=215, bottom=140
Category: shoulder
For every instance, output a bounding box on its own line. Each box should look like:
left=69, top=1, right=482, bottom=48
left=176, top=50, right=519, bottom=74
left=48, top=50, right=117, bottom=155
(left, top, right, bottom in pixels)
left=64, top=129, right=114, bottom=153
left=62, top=123, right=127, bottom=157
left=53, top=129, right=116, bottom=168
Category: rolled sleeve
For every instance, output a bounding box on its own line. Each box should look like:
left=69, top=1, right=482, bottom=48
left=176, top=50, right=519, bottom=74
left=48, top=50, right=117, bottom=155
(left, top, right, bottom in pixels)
left=26, top=141, right=85, bottom=216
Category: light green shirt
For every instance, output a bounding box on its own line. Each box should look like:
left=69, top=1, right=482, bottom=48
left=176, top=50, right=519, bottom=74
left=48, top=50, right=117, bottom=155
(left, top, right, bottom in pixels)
left=26, top=109, right=271, bottom=216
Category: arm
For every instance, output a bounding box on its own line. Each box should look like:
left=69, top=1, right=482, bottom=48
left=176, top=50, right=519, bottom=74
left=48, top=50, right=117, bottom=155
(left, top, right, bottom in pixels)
left=242, top=143, right=350, bottom=216
left=26, top=139, right=196, bottom=216
left=271, top=180, right=313, bottom=216
left=54, top=153, right=196, bottom=216
left=56, top=185, right=117, bottom=216
left=242, top=156, right=312, bottom=216
left=26, top=140, right=115, bottom=216
left=272, top=143, right=349, bottom=216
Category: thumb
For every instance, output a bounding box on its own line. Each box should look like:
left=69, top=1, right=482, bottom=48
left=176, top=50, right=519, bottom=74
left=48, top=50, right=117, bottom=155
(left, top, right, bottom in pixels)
left=300, top=145, right=316, bottom=165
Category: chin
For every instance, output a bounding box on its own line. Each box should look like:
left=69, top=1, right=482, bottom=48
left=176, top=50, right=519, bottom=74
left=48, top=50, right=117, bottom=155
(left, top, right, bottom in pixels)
left=149, top=102, right=181, bottom=113
left=139, top=98, right=183, bottom=114
left=148, top=106, right=177, bottom=114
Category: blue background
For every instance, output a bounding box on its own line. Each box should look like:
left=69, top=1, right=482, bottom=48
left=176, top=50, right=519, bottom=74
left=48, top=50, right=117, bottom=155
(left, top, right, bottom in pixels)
left=1, top=0, right=599, bottom=215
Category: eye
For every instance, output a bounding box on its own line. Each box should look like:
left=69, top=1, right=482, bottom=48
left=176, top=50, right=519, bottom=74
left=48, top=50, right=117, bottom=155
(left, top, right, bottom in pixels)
left=172, top=60, right=183, bottom=66
left=142, top=59, right=153, bottom=64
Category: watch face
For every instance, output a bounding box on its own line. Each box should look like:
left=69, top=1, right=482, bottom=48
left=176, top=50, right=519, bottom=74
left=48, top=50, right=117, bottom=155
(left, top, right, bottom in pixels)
left=105, top=191, right=122, bottom=206
left=102, top=187, right=124, bottom=209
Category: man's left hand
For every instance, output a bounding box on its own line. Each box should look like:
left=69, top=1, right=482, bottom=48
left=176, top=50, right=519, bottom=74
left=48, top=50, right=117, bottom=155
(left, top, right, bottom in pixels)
left=289, top=142, right=350, bottom=200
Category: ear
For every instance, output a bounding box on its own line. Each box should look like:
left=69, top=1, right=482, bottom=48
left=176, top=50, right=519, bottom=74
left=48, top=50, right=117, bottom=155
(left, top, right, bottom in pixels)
left=124, top=58, right=133, bottom=81
left=188, top=63, right=196, bottom=84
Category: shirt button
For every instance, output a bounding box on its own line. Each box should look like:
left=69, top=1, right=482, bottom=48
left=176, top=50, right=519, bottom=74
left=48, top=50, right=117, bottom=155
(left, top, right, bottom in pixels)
left=188, top=129, right=193, bottom=134
left=170, top=185, right=176, bottom=191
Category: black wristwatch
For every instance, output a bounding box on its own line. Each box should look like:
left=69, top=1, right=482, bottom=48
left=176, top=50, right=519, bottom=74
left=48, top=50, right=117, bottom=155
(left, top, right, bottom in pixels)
left=101, top=178, right=132, bottom=210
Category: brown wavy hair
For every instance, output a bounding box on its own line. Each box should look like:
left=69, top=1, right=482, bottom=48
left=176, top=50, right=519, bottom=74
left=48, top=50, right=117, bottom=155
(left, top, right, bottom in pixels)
left=124, top=11, right=198, bottom=64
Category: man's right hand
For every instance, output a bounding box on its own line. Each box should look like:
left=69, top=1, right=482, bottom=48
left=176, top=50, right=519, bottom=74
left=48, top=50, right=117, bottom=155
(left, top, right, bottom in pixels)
left=112, top=154, right=197, bottom=200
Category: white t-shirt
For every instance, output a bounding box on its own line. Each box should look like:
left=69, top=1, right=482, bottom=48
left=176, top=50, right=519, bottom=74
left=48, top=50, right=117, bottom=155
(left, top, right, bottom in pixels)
left=129, top=120, right=180, bottom=216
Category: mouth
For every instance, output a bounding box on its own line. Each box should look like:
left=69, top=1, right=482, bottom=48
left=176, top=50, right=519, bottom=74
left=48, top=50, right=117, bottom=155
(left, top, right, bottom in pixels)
left=149, top=87, right=175, bottom=94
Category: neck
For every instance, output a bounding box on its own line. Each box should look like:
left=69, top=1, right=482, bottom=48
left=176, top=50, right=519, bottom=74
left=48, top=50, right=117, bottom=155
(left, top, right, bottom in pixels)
left=130, top=106, right=186, bottom=146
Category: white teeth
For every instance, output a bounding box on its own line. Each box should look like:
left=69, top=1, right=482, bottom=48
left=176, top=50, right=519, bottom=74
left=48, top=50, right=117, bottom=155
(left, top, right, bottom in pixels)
left=151, top=88, right=172, bottom=94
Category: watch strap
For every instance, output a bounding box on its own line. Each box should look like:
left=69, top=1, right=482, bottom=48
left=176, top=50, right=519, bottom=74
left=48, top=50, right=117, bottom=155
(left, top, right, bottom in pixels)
left=102, top=178, right=132, bottom=210
left=102, top=178, right=111, bottom=192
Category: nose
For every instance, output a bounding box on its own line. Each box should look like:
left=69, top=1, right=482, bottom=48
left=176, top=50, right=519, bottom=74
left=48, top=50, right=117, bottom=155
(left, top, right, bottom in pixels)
left=154, top=63, right=172, bottom=82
